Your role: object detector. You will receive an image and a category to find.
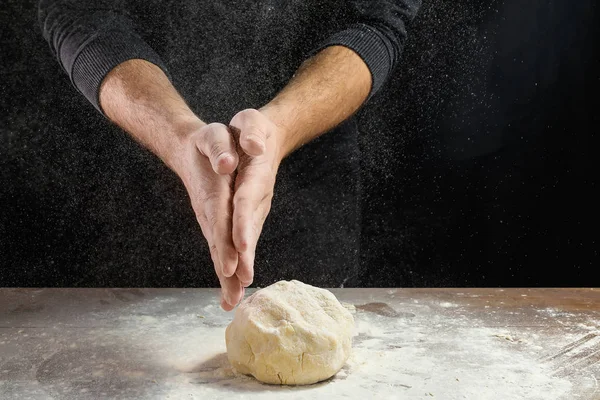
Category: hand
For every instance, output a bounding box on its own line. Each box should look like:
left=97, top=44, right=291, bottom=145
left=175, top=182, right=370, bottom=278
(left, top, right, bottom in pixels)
left=228, top=109, right=283, bottom=286
left=173, top=121, right=245, bottom=311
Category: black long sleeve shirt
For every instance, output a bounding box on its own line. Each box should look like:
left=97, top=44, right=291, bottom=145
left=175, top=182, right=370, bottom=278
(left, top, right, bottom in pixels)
left=36, top=0, right=421, bottom=283
left=39, top=0, right=420, bottom=113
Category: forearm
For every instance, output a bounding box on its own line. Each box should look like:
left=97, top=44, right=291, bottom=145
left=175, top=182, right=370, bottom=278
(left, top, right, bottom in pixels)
left=261, top=0, right=420, bottom=159
left=261, top=45, right=371, bottom=158
left=99, top=59, right=203, bottom=173
left=39, top=0, right=169, bottom=113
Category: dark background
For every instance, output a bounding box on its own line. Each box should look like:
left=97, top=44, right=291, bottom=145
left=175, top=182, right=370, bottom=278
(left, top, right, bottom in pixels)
left=1, top=0, right=597, bottom=288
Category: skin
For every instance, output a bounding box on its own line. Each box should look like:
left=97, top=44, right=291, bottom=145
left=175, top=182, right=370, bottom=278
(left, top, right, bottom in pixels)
left=99, top=45, right=372, bottom=310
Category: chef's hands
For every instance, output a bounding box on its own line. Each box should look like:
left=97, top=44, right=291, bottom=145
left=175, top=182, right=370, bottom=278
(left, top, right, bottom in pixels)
left=174, top=112, right=283, bottom=311
left=174, top=122, right=245, bottom=311
left=228, top=109, right=282, bottom=292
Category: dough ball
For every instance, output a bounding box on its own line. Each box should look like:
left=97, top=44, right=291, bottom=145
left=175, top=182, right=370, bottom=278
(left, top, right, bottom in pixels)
left=225, top=280, right=354, bottom=385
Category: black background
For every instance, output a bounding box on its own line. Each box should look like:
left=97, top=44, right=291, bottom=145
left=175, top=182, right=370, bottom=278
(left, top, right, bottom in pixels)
left=1, top=0, right=598, bottom=288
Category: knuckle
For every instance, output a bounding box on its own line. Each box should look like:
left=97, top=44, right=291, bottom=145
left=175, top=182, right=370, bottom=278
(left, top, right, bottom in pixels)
left=197, top=124, right=214, bottom=142
left=262, top=204, right=272, bottom=220
left=197, top=189, right=221, bottom=203
left=199, top=123, right=225, bottom=144
left=206, top=122, right=227, bottom=132
left=243, top=108, right=262, bottom=119
left=209, top=142, right=224, bottom=160
left=232, top=108, right=259, bottom=126
left=261, top=189, right=274, bottom=203
left=251, top=222, right=261, bottom=236
left=245, top=126, right=266, bottom=140
left=258, top=213, right=268, bottom=224
left=239, top=108, right=258, bottom=120
left=194, top=209, right=206, bottom=225
left=206, top=211, right=219, bottom=229
left=209, top=247, right=219, bottom=266
left=233, top=193, right=249, bottom=208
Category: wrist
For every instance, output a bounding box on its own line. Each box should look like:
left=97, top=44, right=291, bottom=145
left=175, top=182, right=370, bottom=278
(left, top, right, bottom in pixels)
left=163, top=115, right=206, bottom=175
left=260, top=102, right=297, bottom=161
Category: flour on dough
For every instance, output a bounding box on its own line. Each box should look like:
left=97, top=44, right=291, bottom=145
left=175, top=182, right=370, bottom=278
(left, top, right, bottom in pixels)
left=225, top=280, right=355, bottom=385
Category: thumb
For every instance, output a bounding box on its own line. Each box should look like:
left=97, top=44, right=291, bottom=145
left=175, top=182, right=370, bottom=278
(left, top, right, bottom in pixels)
left=229, top=109, right=270, bottom=157
left=195, top=123, right=239, bottom=175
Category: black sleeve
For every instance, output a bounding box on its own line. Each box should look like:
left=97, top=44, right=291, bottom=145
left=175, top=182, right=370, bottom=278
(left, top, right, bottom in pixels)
left=311, top=0, right=421, bottom=99
left=38, top=0, right=169, bottom=114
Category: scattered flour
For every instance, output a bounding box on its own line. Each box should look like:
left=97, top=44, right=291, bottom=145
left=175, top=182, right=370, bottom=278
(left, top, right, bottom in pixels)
left=439, top=302, right=459, bottom=308
left=5, top=291, right=594, bottom=400
left=115, top=295, right=580, bottom=400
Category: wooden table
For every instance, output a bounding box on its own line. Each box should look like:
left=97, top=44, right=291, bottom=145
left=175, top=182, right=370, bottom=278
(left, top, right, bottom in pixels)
left=1, top=288, right=599, bottom=399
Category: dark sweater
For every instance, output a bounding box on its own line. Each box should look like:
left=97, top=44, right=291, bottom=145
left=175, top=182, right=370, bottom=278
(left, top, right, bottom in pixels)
left=37, top=0, right=420, bottom=286
left=38, top=0, right=420, bottom=112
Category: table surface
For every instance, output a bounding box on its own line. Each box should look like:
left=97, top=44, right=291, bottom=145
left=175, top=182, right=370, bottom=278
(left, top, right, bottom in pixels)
left=1, top=287, right=599, bottom=400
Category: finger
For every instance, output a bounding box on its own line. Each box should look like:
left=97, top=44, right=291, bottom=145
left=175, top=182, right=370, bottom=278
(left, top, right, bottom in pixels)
left=199, top=213, right=241, bottom=309
left=232, top=193, right=256, bottom=285
left=238, top=273, right=253, bottom=288
left=229, top=109, right=270, bottom=157
left=219, top=273, right=244, bottom=308
left=211, top=244, right=243, bottom=310
left=233, top=187, right=273, bottom=286
left=233, top=185, right=272, bottom=250
left=232, top=184, right=258, bottom=254
left=195, top=123, right=239, bottom=175
left=221, top=298, right=235, bottom=311
left=189, top=162, right=238, bottom=279
left=237, top=249, right=255, bottom=287
left=204, top=192, right=238, bottom=278
left=236, top=199, right=271, bottom=287
left=221, top=286, right=246, bottom=311
left=204, top=227, right=233, bottom=308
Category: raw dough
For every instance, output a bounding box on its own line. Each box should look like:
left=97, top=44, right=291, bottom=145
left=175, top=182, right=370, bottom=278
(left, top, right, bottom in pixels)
left=225, top=280, right=354, bottom=385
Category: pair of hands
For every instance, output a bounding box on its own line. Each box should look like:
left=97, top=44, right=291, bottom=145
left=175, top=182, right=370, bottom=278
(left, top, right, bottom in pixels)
left=174, top=108, right=282, bottom=311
